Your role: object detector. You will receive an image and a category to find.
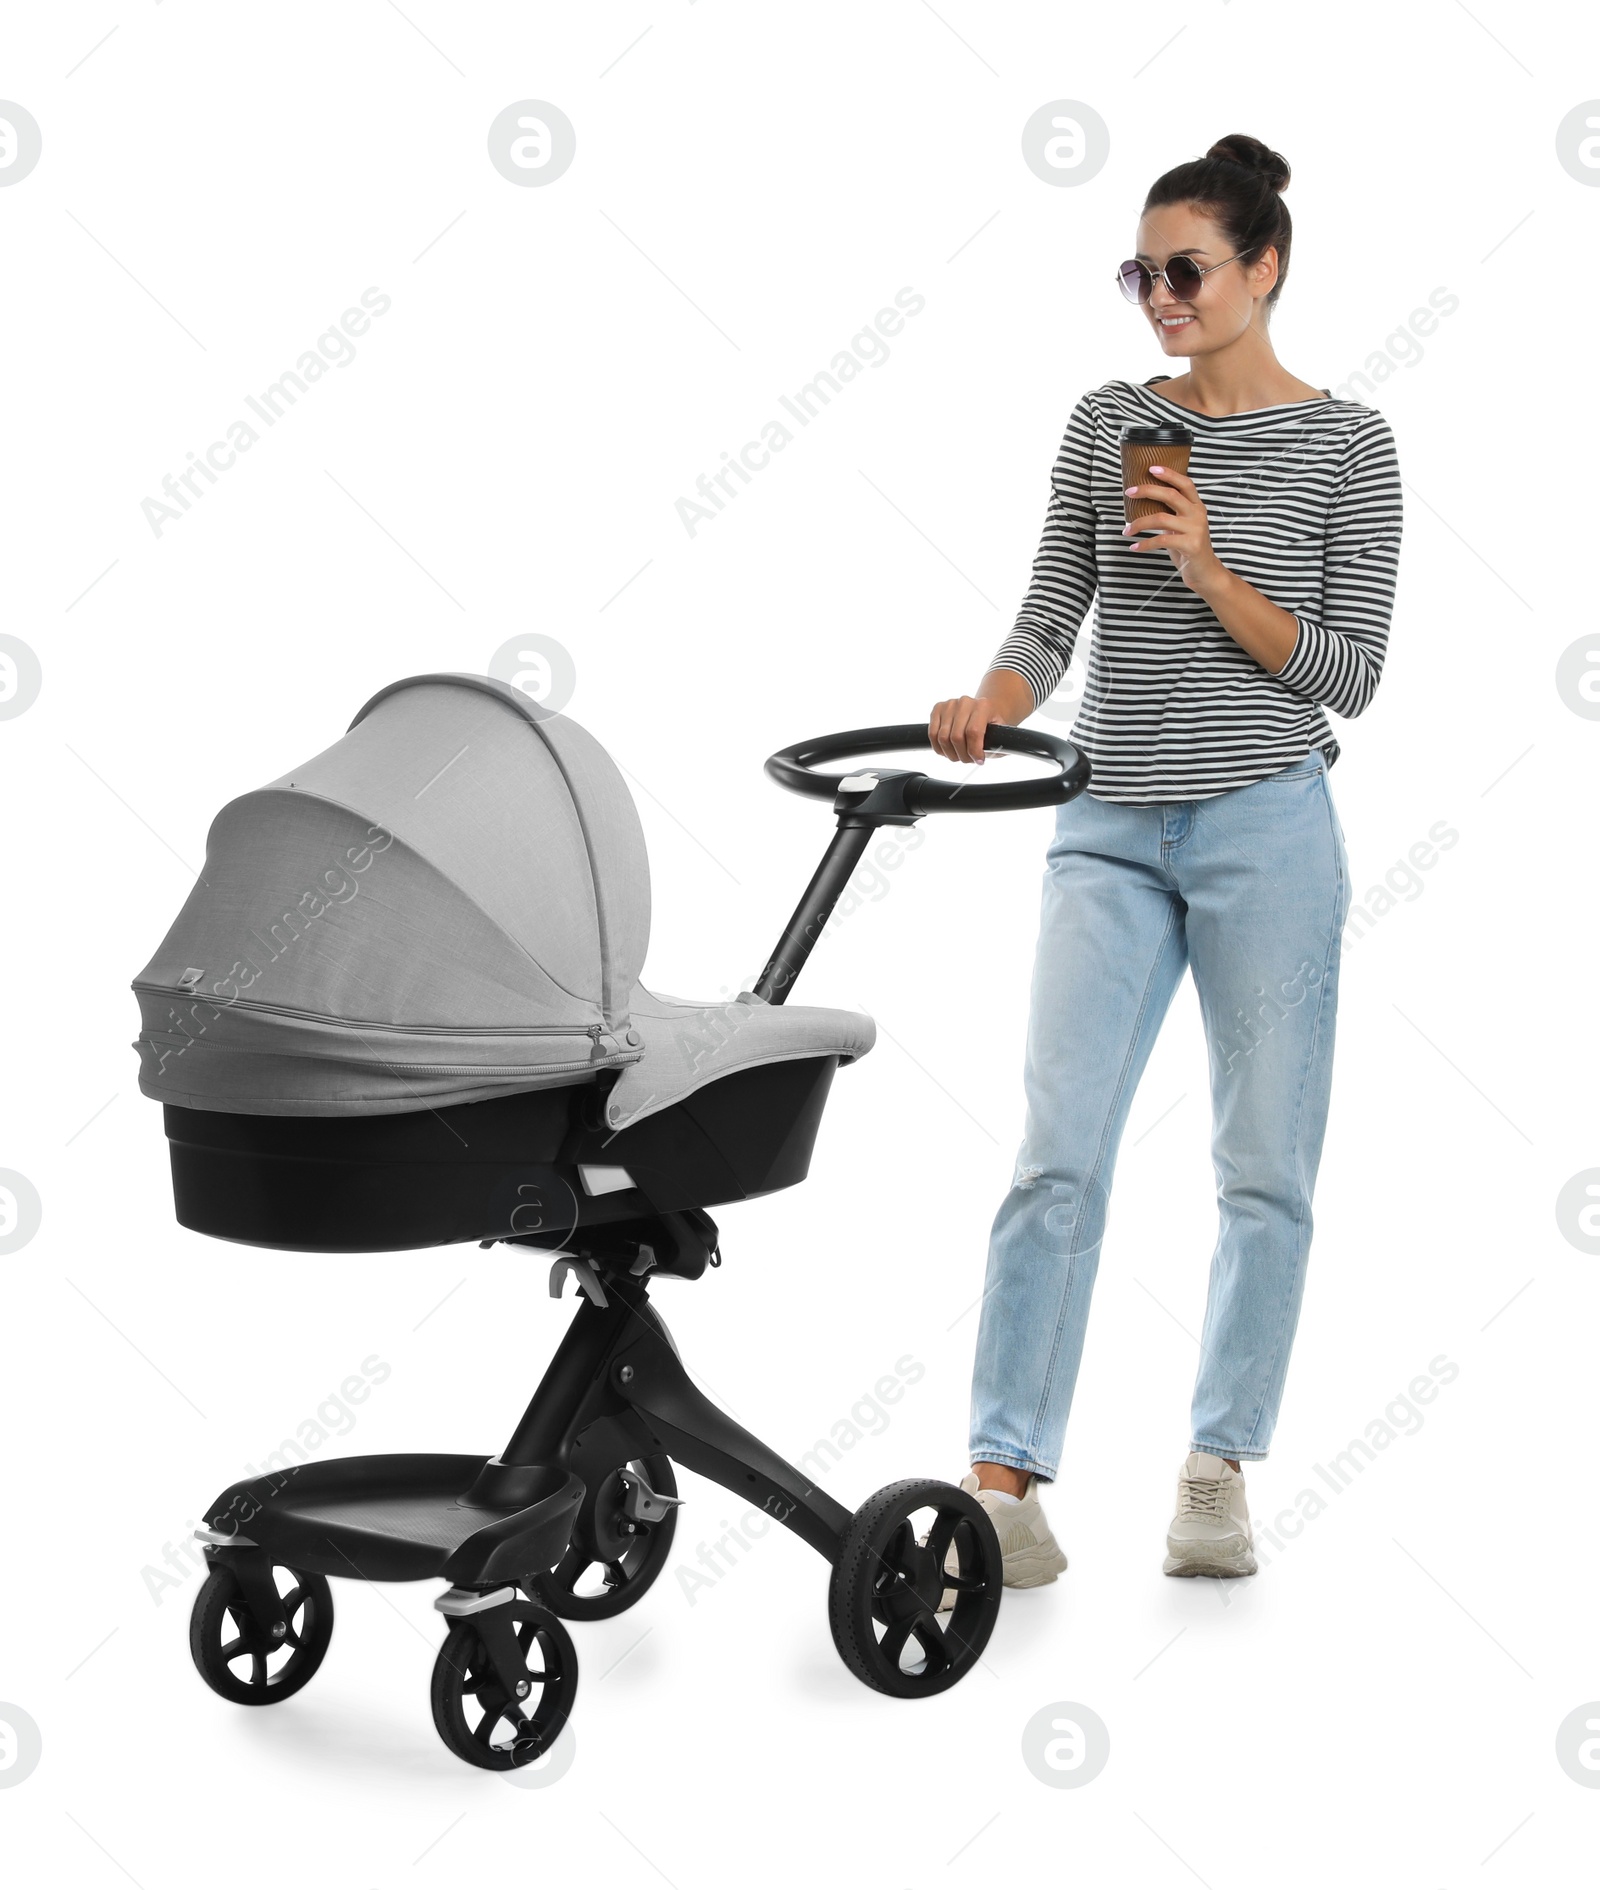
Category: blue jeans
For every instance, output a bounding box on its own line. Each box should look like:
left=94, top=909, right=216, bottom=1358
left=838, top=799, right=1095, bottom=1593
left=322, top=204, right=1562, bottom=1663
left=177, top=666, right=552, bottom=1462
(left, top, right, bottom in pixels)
left=969, top=749, right=1351, bottom=1475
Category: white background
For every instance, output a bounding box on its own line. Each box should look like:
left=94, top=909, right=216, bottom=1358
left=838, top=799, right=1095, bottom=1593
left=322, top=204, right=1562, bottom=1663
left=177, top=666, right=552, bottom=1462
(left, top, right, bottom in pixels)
left=2, top=3, right=1597, bottom=1884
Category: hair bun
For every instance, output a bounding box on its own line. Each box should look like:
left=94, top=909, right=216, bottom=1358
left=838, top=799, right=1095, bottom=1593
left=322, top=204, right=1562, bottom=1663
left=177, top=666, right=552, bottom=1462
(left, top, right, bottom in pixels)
left=1206, top=134, right=1290, bottom=193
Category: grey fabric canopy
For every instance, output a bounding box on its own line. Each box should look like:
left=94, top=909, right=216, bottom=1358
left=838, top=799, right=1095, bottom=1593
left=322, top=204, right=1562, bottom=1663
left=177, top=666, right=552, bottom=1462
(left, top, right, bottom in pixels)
left=133, top=675, right=872, bottom=1127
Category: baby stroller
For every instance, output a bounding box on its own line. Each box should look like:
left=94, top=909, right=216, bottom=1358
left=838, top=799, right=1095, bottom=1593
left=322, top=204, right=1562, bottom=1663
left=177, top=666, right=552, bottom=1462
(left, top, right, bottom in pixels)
left=133, top=673, right=1087, bottom=1770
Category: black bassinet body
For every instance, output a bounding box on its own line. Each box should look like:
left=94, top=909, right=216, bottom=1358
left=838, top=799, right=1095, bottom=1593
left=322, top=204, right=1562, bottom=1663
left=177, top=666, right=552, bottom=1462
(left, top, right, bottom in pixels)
left=134, top=675, right=874, bottom=1251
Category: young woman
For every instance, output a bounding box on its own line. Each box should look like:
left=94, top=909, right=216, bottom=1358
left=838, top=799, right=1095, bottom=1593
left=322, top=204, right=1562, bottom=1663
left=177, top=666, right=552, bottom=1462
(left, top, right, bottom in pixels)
left=929, top=134, right=1402, bottom=1584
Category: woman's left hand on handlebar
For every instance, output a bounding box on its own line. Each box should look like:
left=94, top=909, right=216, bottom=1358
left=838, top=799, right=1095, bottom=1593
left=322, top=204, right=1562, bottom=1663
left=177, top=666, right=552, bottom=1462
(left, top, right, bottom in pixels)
left=1122, top=465, right=1223, bottom=593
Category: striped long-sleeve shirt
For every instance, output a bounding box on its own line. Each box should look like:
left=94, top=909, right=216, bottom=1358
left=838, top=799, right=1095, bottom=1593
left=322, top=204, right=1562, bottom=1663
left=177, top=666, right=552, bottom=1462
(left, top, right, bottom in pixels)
left=989, top=376, right=1403, bottom=803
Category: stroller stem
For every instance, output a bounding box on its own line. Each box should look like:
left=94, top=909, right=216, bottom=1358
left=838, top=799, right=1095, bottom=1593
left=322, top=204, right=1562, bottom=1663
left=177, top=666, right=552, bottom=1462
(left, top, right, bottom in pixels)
left=752, top=820, right=877, bottom=1005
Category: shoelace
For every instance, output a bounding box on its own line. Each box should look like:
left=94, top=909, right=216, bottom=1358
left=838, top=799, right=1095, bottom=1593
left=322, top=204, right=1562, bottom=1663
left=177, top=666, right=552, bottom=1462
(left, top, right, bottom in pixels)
left=1177, top=1474, right=1229, bottom=1518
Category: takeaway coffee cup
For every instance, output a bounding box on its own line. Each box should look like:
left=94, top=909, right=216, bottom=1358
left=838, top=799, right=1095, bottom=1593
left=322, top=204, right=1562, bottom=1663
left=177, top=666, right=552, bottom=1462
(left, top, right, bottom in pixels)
left=1121, top=424, right=1194, bottom=526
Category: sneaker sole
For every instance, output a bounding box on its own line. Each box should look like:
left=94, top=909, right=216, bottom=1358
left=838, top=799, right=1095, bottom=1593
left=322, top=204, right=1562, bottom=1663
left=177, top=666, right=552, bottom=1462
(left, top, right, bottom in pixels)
left=1001, top=1543, right=1069, bottom=1588
left=1162, top=1538, right=1257, bottom=1578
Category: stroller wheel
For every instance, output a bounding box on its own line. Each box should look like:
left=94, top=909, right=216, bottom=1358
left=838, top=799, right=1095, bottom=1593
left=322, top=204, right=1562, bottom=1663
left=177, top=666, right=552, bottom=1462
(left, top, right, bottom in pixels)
left=430, top=1594, right=578, bottom=1771
left=828, top=1479, right=1001, bottom=1698
left=189, top=1563, right=334, bottom=1705
left=533, top=1455, right=679, bottom=1621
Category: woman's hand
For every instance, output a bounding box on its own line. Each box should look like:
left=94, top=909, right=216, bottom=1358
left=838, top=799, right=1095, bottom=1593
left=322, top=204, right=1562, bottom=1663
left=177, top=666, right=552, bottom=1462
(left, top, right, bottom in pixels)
left=1124, top=469, right=1302, bottom=673
left=1122, top=465, right=1225, bottom=594
left=929, top=694, right=1000, bottom=764
left=929, top=670, right=1034, bottom=763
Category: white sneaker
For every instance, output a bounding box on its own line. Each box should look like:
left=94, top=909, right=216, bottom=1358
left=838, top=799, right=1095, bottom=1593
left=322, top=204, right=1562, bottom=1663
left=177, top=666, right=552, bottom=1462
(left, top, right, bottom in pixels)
left=934, top=1471, right=1068, bottom=1610
left=1163, top=1451, right=1258, bottom=1578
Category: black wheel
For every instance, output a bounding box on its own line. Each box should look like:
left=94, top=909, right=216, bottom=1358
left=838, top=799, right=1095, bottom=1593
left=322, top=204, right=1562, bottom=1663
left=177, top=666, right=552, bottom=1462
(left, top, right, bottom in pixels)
left=189, top=1562, right=334, bottom=1705
left=828, top=1478, right=1001, bottom=1698
left=430, top=1594, right=578, bottom=1772
left=533, top=1455, right=678, bottom=1621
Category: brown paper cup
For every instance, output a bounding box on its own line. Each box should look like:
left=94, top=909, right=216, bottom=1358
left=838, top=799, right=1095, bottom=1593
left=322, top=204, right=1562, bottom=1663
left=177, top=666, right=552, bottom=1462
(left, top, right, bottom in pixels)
left=1122, top=440, right=1192, bottom=525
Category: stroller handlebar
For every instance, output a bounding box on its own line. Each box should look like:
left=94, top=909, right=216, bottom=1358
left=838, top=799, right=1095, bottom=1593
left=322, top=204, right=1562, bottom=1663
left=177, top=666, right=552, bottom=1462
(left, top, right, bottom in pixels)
left=751, top=725, right=1090, bottom=1004
left=763, top=721, right=1090, bottom=816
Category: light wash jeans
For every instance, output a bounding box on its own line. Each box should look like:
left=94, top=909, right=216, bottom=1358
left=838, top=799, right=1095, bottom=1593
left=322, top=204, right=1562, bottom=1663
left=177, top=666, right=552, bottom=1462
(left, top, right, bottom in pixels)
left=969, top=748, right=1351, bottom=1476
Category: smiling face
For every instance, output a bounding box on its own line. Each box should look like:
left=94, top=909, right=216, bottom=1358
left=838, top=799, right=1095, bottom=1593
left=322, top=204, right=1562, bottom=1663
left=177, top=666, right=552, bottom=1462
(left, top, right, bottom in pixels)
left=1133, top=201, right=1278, bottom=358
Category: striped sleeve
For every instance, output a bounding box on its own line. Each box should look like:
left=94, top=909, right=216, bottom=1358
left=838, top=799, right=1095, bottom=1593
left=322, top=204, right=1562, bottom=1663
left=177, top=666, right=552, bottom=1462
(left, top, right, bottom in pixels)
left=1273, top=411, right=1402, bottom=718
left=987, top=392, right=1100, bottom=707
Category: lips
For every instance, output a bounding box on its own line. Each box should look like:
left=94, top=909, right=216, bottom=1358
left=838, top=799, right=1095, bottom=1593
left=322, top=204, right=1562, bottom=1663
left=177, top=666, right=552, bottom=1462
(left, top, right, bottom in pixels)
left=1158, top=315, right=1195, bottom=328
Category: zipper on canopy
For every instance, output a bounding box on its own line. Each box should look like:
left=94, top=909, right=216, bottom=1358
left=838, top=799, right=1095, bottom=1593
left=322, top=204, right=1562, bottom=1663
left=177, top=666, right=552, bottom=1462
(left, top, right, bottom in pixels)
left=135, top=984, right=607, bottom=1039
left=380, top=1053, right=641, bottom=1077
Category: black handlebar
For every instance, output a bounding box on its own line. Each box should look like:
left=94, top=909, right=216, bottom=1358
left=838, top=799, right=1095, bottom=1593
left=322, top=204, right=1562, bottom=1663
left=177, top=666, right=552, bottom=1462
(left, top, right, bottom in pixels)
left=764, top=721, right=1089, bottom=814
left=750, top=721, right=1090, bottom=1006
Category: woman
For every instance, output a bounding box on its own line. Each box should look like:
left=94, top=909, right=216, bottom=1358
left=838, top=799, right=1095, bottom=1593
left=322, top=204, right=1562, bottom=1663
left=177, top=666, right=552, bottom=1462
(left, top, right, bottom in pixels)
left=930, top=134, right=1402, bottom=1584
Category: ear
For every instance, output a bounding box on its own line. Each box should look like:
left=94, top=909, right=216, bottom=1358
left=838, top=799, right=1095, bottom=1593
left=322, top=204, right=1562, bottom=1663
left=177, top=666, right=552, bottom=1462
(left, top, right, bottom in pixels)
left=1251, top=245, right=1280, bottom=299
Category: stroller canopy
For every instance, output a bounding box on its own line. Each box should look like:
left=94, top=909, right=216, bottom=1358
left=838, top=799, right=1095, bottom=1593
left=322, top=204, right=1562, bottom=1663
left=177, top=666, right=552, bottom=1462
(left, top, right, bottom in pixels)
left=134, top=674, right=873, bottom=1125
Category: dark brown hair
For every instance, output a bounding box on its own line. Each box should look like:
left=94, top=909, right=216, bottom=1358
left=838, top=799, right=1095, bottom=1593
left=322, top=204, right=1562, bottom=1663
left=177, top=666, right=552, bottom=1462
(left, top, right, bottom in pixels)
left=1143, top=134, right=1293, bottom=310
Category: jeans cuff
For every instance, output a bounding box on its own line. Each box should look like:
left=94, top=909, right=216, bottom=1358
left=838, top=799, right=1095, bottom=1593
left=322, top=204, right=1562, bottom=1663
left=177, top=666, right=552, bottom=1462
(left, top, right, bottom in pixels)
left=969, top=1447, right=1056, bottom=1483
left=1190, top=1441, right=1268, bottom=1462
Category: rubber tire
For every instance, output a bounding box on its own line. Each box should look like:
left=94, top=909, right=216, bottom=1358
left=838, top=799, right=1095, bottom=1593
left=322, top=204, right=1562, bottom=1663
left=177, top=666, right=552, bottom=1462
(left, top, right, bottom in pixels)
left=533, top=1454, right=679, bottom=1621
left=430, top=1597, right=578, bottom=1772
left=189, top=1563, right=334, bottom=1706
left=828, top=1478, right=1001, bottom=1698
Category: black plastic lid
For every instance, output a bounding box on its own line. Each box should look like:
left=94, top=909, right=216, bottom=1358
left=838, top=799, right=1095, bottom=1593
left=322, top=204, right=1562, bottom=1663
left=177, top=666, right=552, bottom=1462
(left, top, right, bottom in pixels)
left=1122, top=424, right=1195, bottom=445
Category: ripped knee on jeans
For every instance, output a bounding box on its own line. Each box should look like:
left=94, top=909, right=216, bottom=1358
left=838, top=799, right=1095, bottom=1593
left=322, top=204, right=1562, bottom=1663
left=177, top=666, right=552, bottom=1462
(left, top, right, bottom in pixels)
left=1014, top=1162, right=1045, bottom=1189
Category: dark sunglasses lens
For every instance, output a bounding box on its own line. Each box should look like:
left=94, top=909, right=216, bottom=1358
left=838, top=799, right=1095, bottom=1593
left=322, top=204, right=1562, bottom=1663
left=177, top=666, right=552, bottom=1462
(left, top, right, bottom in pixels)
left=1117, top=261, right=1150, bottom=304
left=1164, top=256, right=1204, bottom=298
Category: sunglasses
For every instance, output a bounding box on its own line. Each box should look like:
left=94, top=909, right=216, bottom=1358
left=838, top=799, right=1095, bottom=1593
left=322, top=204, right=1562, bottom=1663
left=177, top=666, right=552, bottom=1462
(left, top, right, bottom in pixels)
left=1116, top=253, right=1239, bottom=305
